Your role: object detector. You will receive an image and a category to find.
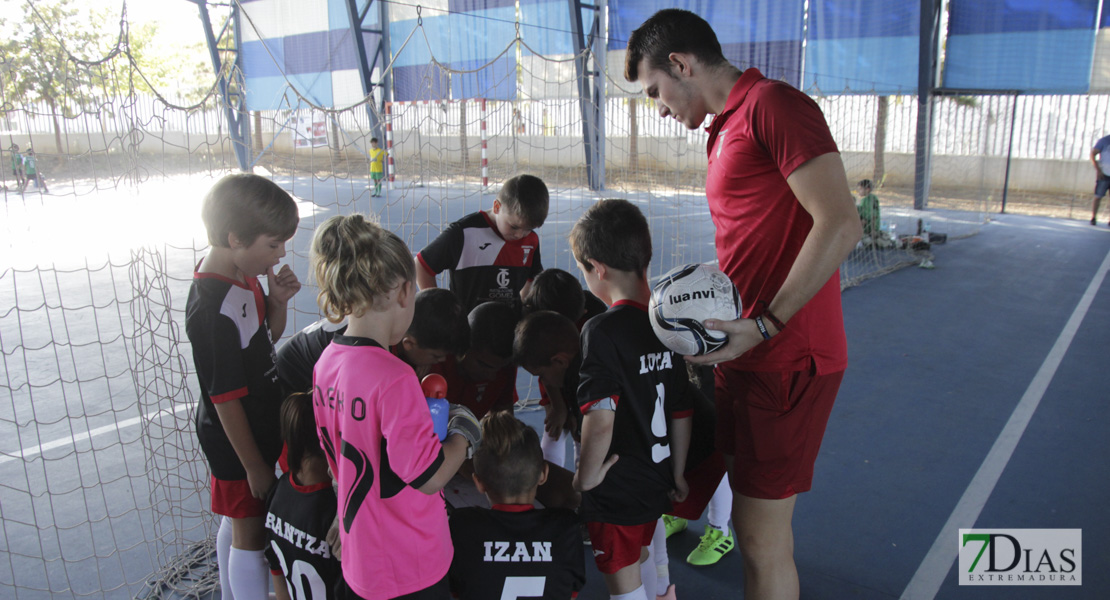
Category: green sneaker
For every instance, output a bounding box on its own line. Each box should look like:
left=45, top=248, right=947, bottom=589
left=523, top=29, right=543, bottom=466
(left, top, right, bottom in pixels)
left=686, top=525, right=734, bottom=566
left=663, top=515, right=688, bottom=539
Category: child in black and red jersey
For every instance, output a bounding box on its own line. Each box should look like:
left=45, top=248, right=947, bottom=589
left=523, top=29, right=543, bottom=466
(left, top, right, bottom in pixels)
left=185, top=173, right=301, bottom=600
left=415, top=174, right=548, bottom=312
left=448, top=411, right=585, bottom=600
left=568, top=199, right=694, bottom=600
left=431, top=300, right=520, bottom=420
left=520, top=268, right=607, bottom=469
left=265, top=392, right=340, bottom=600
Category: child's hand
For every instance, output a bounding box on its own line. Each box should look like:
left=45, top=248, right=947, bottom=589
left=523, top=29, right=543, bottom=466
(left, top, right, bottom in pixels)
left=267, top=264, right=301, bottom=304
left=543, top=399, right=567, bottom=438
left=246, top=463, right=277, bottom=500
left=670, top=473, right=689, bottom=504
left=572, top=453, right=618, bottom=492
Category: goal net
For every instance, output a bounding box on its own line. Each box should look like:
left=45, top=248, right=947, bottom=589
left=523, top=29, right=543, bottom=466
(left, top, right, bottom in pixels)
left=3, top=0, right=1106, bottom=598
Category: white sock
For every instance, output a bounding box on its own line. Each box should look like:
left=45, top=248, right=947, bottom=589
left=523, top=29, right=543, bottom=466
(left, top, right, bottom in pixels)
left=651, top=518, right=670, bottom=590
left=217, top=517, right=234, bottom=600
left=639, top=545, right=657, bottom=600
left=611, top=584, right=649, bottom=600
left=707, top=474, right=733, bottom=533
left=228, top=547, right=269, bottom=600
left=540, top=428, right=567, bottom=468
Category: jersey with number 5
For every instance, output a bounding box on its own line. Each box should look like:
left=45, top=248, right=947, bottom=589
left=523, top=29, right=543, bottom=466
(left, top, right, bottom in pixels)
left=449, top=505, right=585, bottom=600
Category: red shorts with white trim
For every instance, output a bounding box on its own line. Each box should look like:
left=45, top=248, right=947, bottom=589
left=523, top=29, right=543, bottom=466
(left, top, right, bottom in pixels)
left=585, top=520, right=655, bottom=574
left=715, top=364, right=843, bottom=500
left=210, top=476, right=266, bottom=518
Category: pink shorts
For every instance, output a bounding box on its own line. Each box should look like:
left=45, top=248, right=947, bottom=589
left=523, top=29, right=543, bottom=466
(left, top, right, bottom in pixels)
left=585, top=521, right=655, bottom=574
left=210, top=476, right=266, bottom=518
left=715, top=364, right=843, bottom=500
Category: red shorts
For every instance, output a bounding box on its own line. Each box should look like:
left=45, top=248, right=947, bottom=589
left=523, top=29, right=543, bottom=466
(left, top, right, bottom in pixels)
left=669, top=450, right=727, bottom=521
left=210, top=476, right=266, bottom=518
left=715, top=364, right=843, bottom=500
left=585, top=520, right=655, bottom=574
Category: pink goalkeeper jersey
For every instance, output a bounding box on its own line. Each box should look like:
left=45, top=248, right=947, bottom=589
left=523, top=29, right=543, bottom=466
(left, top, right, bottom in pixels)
left=312, top=334, right=451, bottom=599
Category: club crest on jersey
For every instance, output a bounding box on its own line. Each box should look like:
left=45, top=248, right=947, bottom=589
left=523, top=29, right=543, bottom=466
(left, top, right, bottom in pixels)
left=483, top=540, right=553, bottom=562
left=496, top=268, right=510, bottom=288
left=521, top=245, right=533, bottom=264
left=639, top=351, right=673, bottom=374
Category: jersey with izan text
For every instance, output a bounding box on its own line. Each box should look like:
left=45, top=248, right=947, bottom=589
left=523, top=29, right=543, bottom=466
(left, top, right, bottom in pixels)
left=576, top=300, right=694, bottom=525
left=186, top=268, right=283, bottom=481
left=417, top=211, right=542, bottom=311
left=449, top=505, right=585, bottom=600
left=265, top=472, right=340, bottom=600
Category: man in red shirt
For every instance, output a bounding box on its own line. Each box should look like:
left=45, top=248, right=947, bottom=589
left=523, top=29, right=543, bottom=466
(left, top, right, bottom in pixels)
left=626, top=10, right=862, bottom=600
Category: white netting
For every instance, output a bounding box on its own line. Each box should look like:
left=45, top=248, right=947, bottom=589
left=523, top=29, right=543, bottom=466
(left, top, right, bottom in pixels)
left=2, top=1, right=1106, bottom=598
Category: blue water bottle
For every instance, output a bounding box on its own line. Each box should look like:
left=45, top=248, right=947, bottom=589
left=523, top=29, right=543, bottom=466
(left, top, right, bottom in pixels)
left=421, top=373, right=449, bottom=441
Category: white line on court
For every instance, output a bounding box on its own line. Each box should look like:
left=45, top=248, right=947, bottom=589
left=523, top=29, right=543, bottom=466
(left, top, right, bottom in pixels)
left=900, top=245, right=1110, bottom=599
left=0, top=403, right=193, bottom=467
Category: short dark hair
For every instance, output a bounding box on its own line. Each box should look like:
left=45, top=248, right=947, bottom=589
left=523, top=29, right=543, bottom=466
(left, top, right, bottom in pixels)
left=624, top=9, right=729, bottom=82
left=513, top=310, right=579, bottom=370
left=858, top=179, right=873, bottom=189
left=468, top=301, right=520, bottom=359
left=472, top=411, right=544, bottom=497
left=498, top=174, right=549, bottom=229
left=522, top=268, right=585, bottom=320
left=281, top=392, right=323, bottom=473
left=569, top=198, right=652, bottom=277
left=201, top=173, right=299, bottom=247
left=407, top=288, right=470, bottom=355
left=371, top=137, right=380, bottom=144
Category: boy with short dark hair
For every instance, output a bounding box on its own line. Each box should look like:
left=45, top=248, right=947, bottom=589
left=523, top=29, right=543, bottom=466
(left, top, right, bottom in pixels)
left=8, top=143, right=25, bottom=191
left=568, top=199, right=694, bottom=600
left=415, top=174, right=549, bottom=311
left=856, top=179, right=881, bottom=239
left=186, top=172, right=302, bottom=600
left=276, top=287, right=470, bottom=393
left=431, top=300, right=520, bottom=419
left=448, top=411, right=585, bottom=600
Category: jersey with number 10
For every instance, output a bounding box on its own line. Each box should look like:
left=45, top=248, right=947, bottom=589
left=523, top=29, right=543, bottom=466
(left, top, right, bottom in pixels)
left=265, top=472, right=340, bottom=600
left=312, top=335, right=451, bottom=600
left=576, top=300, right=694, bottom=525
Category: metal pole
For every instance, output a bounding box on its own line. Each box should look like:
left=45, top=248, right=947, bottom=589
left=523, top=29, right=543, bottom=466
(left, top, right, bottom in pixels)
left=1000, top=93, right=1019, bottom=214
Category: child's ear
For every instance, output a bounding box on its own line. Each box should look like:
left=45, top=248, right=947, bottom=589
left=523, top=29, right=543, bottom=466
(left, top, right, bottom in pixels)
left=587, top=258, right=607, bottom=280
left=550, top=351, right=572, bottom=371
left=536, top=462, right=549, bottom=487
left=472, top=473, right=488, bottom=494
left=400, top=335, right=418, bottom=352
left=227, top=232, right=243, bottom=249
left=491, top=198, right=502, bottom=215
left=398, top=280, right=416, bottom=308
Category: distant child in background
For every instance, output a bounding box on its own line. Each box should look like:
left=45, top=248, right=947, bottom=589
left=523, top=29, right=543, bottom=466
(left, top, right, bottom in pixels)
left=8, top=143, right=25, bottom=191
left=416, top=174, right=549, bottom=311
left=275, top=287, right=469, bottom=394
left=569, top=199, right=694, bottom=600
left=432, top=300, right=520, bottom=420
left=22, top=148, right=47, bottom=193
left=448, top=411, right=585, bottom=600
left=265, top=392, right=340, bottom=600
left=521, top=268, right=606, bottom=468
left=310, top=213, right=481, bottom=600
left=856, top=179, right=881, bottom=240
left=185, top=173, right=301, bottom=600
left=369, top=137, right=386, bottom=197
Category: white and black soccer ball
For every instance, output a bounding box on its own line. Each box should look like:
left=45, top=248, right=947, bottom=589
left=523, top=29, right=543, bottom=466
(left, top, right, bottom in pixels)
left=649, top=263, right=741, bottom=356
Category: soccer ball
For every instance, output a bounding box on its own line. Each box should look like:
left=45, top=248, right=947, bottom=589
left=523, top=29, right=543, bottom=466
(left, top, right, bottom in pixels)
left=649, top=264, right=741, bottom=356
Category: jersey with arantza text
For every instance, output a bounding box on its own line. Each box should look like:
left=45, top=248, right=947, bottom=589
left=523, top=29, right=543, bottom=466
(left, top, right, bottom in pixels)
left=417, top=210, right=542, bottom=311
left=576, top=300, right=694, bottom=526
left=265, top=472, right=340, bottom=600
left=449, top=505, right=585, bottom=600
left=312, top=334, right=451, bottom=600
left=186, top=267, right=283, bottom=481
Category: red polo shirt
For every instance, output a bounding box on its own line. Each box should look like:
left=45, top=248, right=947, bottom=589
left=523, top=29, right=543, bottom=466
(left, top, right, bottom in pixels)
left=705, top=68, right=847, bottom=375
